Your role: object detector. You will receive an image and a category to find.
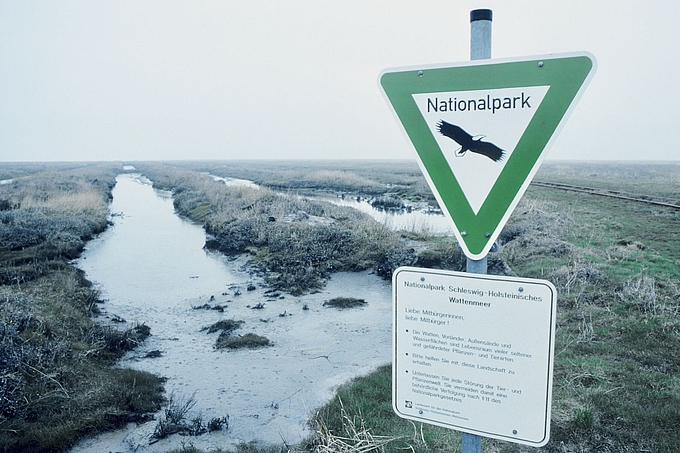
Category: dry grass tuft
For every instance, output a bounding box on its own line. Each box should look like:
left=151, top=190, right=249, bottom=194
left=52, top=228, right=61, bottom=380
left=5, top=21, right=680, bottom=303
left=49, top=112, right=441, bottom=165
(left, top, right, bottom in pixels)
left=312, top=399, right=397, bottom=453
left=618, top=272, right=659, bottom=313
left=21, top=189, right=108, bottom=215
left=305, top=170, right=382, bottom=192
left=215, top=332, right=272, bottom=350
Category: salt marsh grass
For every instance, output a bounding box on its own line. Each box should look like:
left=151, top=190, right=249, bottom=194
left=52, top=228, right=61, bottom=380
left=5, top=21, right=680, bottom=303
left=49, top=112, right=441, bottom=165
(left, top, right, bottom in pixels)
left=3, top=160, right=678, bottom=452
left=0, top=163, right=165, bottom=452
left=135, top=162, right=411, bottom=295
left=305, top=169, right=383, bottom=191
left=21, top=189, right=107, bottom=215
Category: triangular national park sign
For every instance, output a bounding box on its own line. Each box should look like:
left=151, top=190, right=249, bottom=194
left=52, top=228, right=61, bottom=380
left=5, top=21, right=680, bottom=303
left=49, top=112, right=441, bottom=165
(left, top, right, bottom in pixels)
left=380, top=52, right=595, bottom=259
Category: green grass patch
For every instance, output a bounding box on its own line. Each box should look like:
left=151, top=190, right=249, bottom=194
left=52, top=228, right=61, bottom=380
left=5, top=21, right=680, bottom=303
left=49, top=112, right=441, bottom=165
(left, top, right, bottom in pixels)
left=312, top=365, right=462, bottom=453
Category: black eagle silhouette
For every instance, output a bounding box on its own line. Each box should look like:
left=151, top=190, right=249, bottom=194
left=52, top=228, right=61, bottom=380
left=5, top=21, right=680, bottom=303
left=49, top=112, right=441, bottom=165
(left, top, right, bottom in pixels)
left=436, top=120, right=505, bottom=162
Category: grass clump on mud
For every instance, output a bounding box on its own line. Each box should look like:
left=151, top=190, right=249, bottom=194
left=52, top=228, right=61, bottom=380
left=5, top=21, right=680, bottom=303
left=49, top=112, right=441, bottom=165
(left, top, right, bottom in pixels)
left=0, top=163, right=165, bottom=453
left=203, top=319, right=244, bottom=334
left=323, top=297, right=367, bottom=309
left=152, top=393, right=229, bottom=440
left=215, top=332, right=272, bottom=350
left=203, top=319, right=271, bottom=350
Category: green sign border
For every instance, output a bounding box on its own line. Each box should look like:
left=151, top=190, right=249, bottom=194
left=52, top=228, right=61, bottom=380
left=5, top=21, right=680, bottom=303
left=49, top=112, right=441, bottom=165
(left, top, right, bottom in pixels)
left=380, top=53, right=595, bottom=258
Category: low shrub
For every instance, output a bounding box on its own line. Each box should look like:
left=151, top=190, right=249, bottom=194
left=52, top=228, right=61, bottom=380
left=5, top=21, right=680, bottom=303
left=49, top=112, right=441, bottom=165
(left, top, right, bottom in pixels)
left=98, top=323, right=152, bottom=357
left=376, top=247, right=418, bottom=278
left=208, top=415, right=229, bottom=431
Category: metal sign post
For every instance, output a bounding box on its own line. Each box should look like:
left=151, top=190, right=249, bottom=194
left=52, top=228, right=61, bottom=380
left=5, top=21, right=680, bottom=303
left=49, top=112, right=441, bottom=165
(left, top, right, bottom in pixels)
left=470, top=9, right=492, bottom=61
left=464, top=9, right=493, bottom=452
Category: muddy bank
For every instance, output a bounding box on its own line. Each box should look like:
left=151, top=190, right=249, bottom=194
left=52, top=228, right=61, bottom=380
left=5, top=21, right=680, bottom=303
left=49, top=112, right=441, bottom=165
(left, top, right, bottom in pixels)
left=72, top=262, right=393, bottom=452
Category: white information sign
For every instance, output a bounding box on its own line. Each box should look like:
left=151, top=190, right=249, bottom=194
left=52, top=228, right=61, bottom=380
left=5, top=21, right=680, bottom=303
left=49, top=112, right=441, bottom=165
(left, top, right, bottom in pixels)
left=392, top=267, right=557, bottom=447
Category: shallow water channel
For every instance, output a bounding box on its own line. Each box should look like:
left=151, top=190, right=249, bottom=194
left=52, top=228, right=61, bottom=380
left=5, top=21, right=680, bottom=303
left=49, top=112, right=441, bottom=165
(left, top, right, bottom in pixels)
left=210, top=174, right=454, bottom=235
left=71, top=174, right=393, bottom=452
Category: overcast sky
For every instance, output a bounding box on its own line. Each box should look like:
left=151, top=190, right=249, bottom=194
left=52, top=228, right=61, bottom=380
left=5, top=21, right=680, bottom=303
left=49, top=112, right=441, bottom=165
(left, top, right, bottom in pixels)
left=1, top=1, right=679, bottom=162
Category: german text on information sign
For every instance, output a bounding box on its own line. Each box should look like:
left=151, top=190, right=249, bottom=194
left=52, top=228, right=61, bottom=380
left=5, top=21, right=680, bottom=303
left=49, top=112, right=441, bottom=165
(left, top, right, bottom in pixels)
left=392, top=267, right=557, bottom=447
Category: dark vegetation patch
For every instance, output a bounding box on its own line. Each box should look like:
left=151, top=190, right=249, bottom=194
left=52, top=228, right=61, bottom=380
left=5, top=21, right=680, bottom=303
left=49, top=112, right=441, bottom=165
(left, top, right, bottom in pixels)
left=203, top=319, right=244, bottom=334
left=370, top=195, right=405, bottom=211
left=323, top=297, right=367, bottom=309
left=192, top=302, right=228, bottom=312
left=201, top=317, right=270, bottom=350
left=215, top=333, right=272, bottom=350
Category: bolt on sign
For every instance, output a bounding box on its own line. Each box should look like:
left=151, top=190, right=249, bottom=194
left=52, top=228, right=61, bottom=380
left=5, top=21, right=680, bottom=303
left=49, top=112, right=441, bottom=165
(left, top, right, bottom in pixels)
left=392, top=267, right=557, bottom=447
left=380, top=53, right=596, bottom=259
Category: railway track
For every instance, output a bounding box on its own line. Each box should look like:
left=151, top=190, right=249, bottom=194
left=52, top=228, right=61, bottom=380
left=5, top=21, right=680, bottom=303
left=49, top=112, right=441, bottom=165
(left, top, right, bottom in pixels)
left=530, top=181, right=680, bottom=210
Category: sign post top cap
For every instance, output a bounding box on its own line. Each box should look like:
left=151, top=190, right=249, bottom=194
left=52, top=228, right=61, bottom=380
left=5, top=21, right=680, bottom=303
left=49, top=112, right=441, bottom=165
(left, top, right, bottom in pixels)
left=470, top=9, right=493, bottom=22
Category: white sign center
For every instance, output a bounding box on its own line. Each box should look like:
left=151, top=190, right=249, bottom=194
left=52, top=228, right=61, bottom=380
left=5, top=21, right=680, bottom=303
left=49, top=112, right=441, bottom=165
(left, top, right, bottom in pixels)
left=392, top=267, right=557, bottom=447
left=412, top=86, right=549, bottom=214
